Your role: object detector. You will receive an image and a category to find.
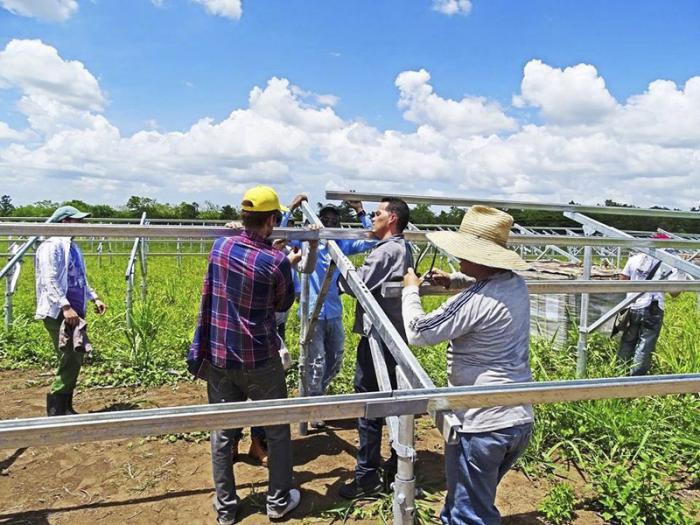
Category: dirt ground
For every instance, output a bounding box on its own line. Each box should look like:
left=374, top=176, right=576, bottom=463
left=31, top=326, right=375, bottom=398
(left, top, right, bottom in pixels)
left=0, top=370, right=605, bottom=524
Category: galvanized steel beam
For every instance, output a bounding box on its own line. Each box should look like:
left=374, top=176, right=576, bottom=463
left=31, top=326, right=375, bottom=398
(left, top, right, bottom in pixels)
left=326, top=191, right=700, bottom=220
left=0, top=374, right=698, bottom=450
left=4, top=222, right=700, bottom=250
left=380, top=279, right=700, bottom=298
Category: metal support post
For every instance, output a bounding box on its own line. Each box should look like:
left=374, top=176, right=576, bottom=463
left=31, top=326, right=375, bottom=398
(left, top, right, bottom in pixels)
left=125, top=272, right=133, bottom=330
left=298, top=271, right=310, bottom=436
left=393, top=366, right=416, bottom=525
left=4, top=244, right=20, bottom=330
left=3, top=275, right=11, bottom=330
left=139, top=237, right=148, bottom=302
left=176, top=239, right=182, bottom=268
left=302, top=261, right=336, bottom=347
left=577, top=245, right=592, bottom=378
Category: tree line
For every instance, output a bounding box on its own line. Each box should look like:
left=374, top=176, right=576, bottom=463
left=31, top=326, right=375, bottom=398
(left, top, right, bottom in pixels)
left=1, top=195, right=698, bottom=233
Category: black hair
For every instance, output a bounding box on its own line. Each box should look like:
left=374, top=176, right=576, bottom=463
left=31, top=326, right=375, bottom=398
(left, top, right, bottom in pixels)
left=381, top=197, right=409, bottom=232
left=241, top=209, right=280, bottom=229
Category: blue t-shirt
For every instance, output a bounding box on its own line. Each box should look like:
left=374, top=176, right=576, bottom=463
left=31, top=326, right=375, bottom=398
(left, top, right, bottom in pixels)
left=282, top=212, right=374, bottom=319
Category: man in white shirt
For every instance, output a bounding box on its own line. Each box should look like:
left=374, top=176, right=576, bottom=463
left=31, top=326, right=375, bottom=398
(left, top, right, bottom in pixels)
left=402, top=205, right=533, bottom=525
left=617, top=233, right=683, bottom=376
left=35, top=206, right=107, bottom=416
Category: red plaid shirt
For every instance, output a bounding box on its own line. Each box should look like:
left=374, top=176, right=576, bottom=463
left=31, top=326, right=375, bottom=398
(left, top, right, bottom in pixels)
left=188, top=230, right=295, bottom=369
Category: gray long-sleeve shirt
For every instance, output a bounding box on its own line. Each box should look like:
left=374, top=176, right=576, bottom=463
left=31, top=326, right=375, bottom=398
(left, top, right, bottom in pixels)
left=402, top=271, right=534, bottom=432
left=346, top=235, right=413, bottom=338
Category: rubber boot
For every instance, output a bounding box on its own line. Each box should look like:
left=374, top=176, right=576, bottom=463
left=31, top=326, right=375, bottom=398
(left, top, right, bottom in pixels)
left=46, top=393, right=67, bottom=417
left=65, top=391, right=79, bottom=415
left=248, top=436, right=268, bottom=466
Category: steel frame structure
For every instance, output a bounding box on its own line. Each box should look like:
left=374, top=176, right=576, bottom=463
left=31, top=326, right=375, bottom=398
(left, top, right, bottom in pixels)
left=1, top=191, right=699, bottom=523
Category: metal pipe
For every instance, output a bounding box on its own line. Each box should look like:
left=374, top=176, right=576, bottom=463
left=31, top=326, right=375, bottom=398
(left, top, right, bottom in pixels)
left=393, top=367, right=416, bottom=525
left=326, top=191, right=700, bottom=220
left=576, top=246, right=592, bottom=378
left=564, top=212, right=700, bottom=278
left=298, top=270, right=310, bottom=436
left=380, top=279, right=700, bottom=298
left=0, top=374, right=697, bottom=450
left=3, top=223, right=700, bottom=250
left=301, top=261, right=337, bottom=347
left=0, top=214, right=56, bottom=280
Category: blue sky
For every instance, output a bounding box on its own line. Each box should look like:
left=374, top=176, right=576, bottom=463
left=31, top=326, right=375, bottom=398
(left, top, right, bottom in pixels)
left=0, top=0, right=699, bottom=209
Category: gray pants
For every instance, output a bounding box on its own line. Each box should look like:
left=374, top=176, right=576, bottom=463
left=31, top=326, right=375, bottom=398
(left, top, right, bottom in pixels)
left=617, top=302, right=664, bottom=376
left=207, top=358, right=293, bottom=521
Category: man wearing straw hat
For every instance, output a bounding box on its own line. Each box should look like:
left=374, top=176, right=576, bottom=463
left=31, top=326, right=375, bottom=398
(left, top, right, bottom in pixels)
left=402, top=205, right=534, bottom=525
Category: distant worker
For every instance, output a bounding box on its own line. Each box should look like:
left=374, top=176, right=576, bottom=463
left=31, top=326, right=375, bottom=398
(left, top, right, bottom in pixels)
left=282, top=195, right=374, bottom=427
left=35, top=205, right=107, bottom=416
left=617, top=232, right=683, bottom=376
left=339, top=197, right=413, bottom=498
left=188, top=185, right=302, bottom=524
left=402, top=205, right=534, bottom=524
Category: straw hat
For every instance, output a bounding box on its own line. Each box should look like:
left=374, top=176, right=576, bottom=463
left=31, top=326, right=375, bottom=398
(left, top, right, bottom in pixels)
left=426, top=205, right=529, bottom=271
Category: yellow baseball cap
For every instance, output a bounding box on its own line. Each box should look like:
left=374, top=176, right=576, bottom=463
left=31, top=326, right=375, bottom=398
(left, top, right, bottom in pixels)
left=241, top=185, right=289, bottom=212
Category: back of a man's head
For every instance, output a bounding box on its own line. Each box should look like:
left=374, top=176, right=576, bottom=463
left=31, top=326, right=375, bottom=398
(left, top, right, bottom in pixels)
left=240, top=185, right=285, bottom=232
left=381, top=197, right=410, bottom=233
left=241, top=209, right=278, bottom=230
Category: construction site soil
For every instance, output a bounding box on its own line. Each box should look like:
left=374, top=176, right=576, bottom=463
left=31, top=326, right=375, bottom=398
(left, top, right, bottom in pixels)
left=0, top=369, right=607, bottom=524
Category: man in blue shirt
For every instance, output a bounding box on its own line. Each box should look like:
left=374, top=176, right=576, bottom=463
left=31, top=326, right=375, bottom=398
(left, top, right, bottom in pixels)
left=283, top=195, right=374, bottom=424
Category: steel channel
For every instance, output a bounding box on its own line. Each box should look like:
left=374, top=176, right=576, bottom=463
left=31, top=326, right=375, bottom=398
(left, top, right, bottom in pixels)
left=299, top=201, right=463, bottom=440
left=564, top=212, right=700, bottom=278
left=380, top=280, right=700, bottom=298
left=326, top=191, right=700, bottom=220
left=3, top=223, right=700, bottom=250
left=576, top=246, right=592, bottom=378
left=0, top=374, right=697, bottom=450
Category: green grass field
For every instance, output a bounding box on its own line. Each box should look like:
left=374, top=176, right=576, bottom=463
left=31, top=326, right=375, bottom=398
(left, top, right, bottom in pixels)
left=1, top=240, right=698, bottom=524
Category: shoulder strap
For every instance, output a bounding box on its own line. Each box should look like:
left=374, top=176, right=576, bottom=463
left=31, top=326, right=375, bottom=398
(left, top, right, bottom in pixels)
left=645, top=259, right=663, bottom=280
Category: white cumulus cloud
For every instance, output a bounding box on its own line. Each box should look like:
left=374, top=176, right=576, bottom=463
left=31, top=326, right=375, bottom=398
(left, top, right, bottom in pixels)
left=432, top=0, right=472, bottom=16
left=1, top=0, right=78, bottom=21
left=0, top=39, right=104, bottom=112
left=0, top=42, right=697, bottom=211
left=396, top=69, right=517, bottom=137
left=191, top=0, right=241, bottom=20
left=513, top=59, right=619, bottom=125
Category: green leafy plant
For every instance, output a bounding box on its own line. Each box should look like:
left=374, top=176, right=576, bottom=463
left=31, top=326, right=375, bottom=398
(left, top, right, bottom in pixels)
left=538, top=482, right=576, bottom=524
left=592, top=451, right=695, bottom=525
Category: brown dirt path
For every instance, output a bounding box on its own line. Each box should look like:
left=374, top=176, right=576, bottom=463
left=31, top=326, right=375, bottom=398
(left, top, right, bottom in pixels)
left=0, top=370, right=604, bottom=524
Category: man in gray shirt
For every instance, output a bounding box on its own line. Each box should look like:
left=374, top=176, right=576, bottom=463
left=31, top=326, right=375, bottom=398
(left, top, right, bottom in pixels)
left=339, top=197, right=413, bottom=499
left=402, top=205, right=533, bottom=525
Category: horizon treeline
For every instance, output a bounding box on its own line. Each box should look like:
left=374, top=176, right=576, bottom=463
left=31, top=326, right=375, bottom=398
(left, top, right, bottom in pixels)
left=1, top=195, right=698, bottom=233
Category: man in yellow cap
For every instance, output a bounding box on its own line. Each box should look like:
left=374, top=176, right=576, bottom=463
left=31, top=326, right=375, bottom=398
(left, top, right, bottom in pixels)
left=402, top=205, right=534, bottom=525
left=188, top=185, right=302, bottom=524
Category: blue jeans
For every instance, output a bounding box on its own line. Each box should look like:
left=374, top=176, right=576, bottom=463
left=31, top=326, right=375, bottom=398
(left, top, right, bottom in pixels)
left=207, top=359, right=293, bottom=522
left=306, top=317, right=345, bottom=396
left=441, top=423, right=533, bottom=525
left=617, top=302, right=664, bottom=376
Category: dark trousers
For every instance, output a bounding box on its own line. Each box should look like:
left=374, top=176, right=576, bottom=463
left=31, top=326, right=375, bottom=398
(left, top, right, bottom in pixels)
left=207, top=359, right=293, bottom=521
left=353, top=336, right=398, bottom=485
left=617, top=301, right=664, bottom=376
left=44, top=314, right=84, bottom=395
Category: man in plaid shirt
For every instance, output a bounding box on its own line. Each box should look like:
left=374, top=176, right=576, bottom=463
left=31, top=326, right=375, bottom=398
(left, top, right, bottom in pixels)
left=188, top=185, right=302, bottom=524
